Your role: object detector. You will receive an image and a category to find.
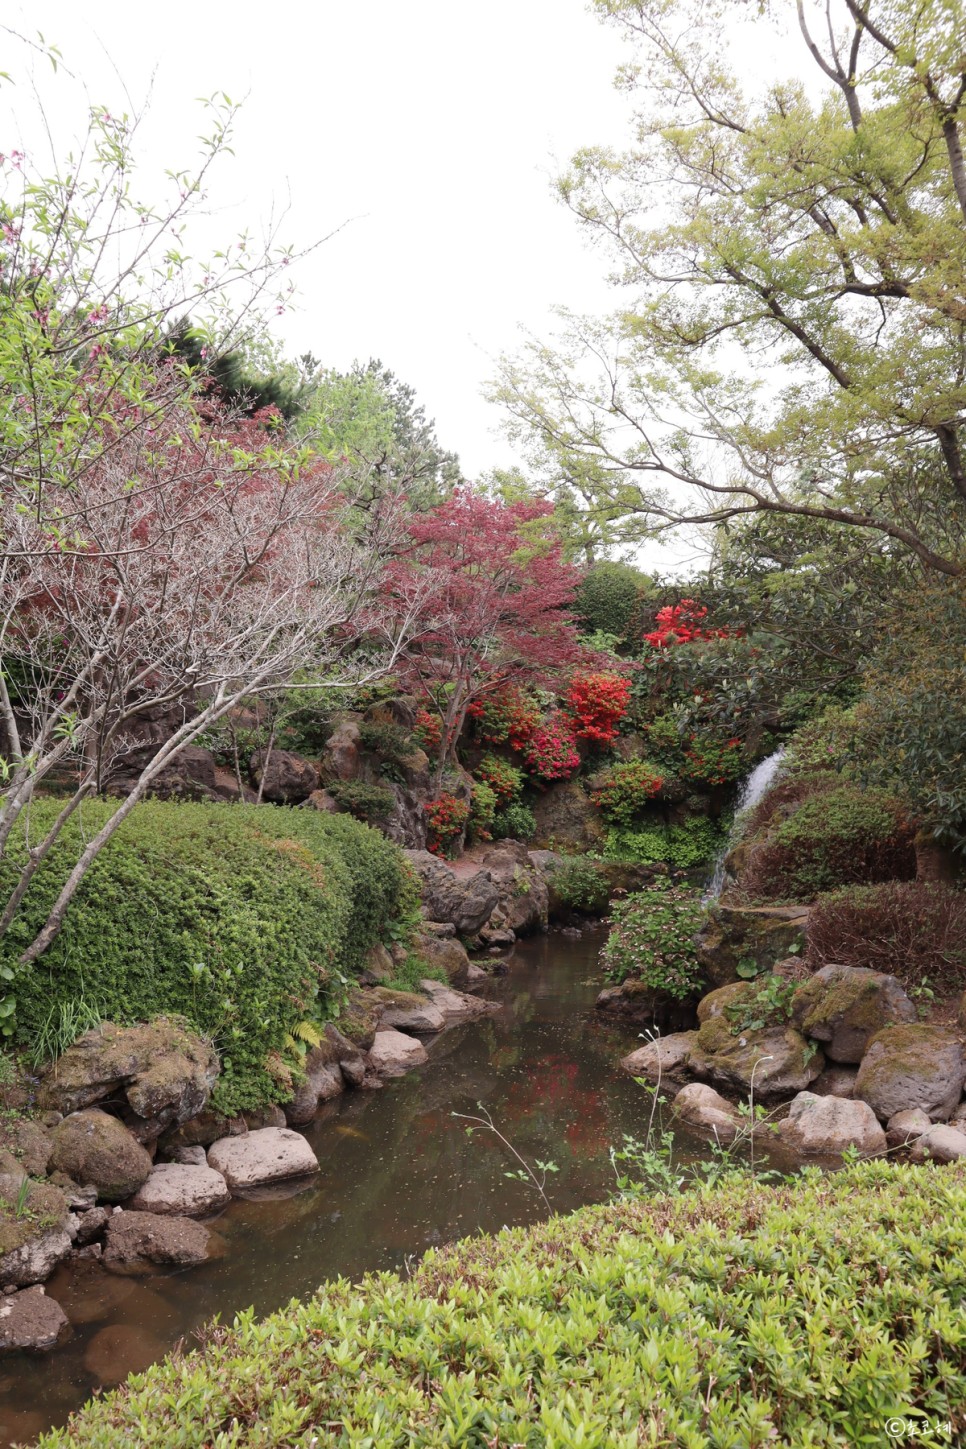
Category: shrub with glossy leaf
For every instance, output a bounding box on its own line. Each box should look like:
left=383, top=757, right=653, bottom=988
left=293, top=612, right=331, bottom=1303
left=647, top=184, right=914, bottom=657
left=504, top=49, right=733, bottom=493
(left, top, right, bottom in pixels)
left=742, top=785, right=916, bottom=902
left=601, top=879, right=705, bottom=997
left=807, top=880, right=966, bottom=993
left=35, top=1161, right=966, bottom=1448
left=0, top=799, right=412, bottom=1113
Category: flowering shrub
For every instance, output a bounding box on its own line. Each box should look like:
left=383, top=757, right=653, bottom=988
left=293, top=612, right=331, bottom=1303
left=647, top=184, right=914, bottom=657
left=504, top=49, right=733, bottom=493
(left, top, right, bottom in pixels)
left=565, top=671, right=631, bottom=745
left=682, top=734, right=743, bottom=787
left=644, top=598, right=728, bottom=648
left=413, top=708, right=442, bottom=755
left=601, top=880, right=706, bottom=997
left=591, top=760, right=664, bottom=826
left=425, top=793, right=470, bottom=858
left=520, top=713, right=581, bottom=781
left=475, top=753, right=525, bottom=807
left=468, top=780, right=497, bottom=843
left=468, top=689, right=541, bottom=749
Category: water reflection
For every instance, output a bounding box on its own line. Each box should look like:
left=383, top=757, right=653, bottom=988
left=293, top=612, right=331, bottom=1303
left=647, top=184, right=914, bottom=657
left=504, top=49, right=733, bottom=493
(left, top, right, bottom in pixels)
left=2, top=927, right=666, bottom=1445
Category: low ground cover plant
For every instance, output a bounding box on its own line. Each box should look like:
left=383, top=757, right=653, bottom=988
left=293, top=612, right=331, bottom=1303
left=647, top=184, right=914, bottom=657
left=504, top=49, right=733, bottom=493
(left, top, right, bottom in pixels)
left=0, top=800, right=412, bottom=1112
left=604, top=817, right=726, bottom=870
left=36, top=1161, right=966, bottom=1447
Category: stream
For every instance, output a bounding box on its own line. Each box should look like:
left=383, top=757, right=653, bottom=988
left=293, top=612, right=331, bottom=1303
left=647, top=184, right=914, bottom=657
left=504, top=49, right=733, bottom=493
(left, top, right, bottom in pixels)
left=1, top=927, right=712, bottom=1446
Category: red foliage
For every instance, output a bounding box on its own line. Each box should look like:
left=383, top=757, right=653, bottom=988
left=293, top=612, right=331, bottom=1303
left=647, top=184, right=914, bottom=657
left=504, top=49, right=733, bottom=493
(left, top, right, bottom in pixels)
left=425, top=793, right=470, bottom=858
left=565, top=671, right=631, bottom=745
left=520, top=713, right=581, bottom=781
left=414, top=708, right=443, bottom=755
left=644, top=598, right=730, bottom=648
left=468, top=688, right=541, bottom=749
left=387, top=489, right=584, bottom=769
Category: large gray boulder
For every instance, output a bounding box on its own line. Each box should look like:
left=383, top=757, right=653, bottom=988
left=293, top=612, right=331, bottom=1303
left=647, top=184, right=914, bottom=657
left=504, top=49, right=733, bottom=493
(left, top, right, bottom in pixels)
left=207, top=1127, right=319, bottom=1191
left=250, top=748, right=319, bottom=804
left=126, top=1163, right=230, bottom=1218
left=530, top=778, right=604, bottom=853
left=319, top=718, right=362, bottom=782
left=369, top=1029, right=429, bottom=1078
left=0, top=1286, right=69, bottom=1352
left=37, top=1019, right=219, bottom=1136
left=418, top=979, right=499, bottom=1023
left=855, top=1025, right=966, bottom=1122
left=776, top=1091, right=886, bottom=1157
left=790, top=964, right=916, bottom=1064
left=672, top=1083, right=741, bottom=1143
left=688, top=1016, right=824, bottom=1100
left=462, top=842, right=549, bottom=936
left=404, top=851, right=500, bottom=936
left=49, top=1110, right=153, bottom=1202
left=909, top=1124, right=966, bottom=1163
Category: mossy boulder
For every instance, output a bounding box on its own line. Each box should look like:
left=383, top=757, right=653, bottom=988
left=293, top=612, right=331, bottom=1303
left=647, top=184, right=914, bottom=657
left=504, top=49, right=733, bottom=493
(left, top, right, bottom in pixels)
left=688, top=1015, right=824, bottom=1100
left=37, top=1018, right=219, bottom=1136
left=414, top=931, right=473, bottom=986
left=696, top=981, right=756, bottom=1023
left=0, top=1182, right=71, bottom=1287
left=0, top=1117, right=52, bottom=1178
left=621, top=1032, right=698, bottom=1082
left=695, top=904, right=808, bottom=989
left=48, top=1110, right=152, bottom=1202
left=790, top=964, right=916, bottom=1064
left=855, top=1024, right=966, bottom=1122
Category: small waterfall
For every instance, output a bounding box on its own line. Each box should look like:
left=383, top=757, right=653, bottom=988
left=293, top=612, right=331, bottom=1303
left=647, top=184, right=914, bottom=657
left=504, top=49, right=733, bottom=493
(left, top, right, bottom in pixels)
left=704, top=748, right=786, bottom=902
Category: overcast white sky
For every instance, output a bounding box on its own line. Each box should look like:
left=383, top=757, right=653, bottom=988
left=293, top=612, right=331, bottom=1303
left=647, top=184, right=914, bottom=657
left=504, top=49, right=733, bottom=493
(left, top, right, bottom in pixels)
left=5, top=2, right=639, bottom=473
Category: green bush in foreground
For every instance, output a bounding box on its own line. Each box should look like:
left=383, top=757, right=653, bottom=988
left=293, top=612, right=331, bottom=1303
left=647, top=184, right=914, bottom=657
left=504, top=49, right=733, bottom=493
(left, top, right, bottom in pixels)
left=37, top=1161, right=966, bottom=1447
left=0, top=800, right=411, bottom=1113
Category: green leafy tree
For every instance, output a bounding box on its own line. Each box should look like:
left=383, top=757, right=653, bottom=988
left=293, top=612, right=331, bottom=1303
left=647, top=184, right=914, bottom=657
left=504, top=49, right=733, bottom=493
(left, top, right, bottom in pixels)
left=493, top=0, right=966, bottom=576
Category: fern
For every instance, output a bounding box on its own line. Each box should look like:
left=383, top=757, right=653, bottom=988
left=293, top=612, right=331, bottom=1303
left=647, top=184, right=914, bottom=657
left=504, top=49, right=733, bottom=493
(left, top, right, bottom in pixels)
left=283, top=1019, right=324, bottom=1058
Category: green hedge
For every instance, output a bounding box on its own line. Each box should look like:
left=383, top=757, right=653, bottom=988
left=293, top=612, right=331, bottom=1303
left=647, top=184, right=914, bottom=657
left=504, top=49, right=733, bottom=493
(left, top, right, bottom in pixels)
left=36, top=1161, right=966, bottom=1446
left=742, top=785, right=916, bottom=901
left=1, top=800, right=411, bottom=1112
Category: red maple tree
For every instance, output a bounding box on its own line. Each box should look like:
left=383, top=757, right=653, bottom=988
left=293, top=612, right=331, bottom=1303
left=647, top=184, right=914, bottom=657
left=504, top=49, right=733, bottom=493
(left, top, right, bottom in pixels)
left=387, top=489, right=583, bottom=786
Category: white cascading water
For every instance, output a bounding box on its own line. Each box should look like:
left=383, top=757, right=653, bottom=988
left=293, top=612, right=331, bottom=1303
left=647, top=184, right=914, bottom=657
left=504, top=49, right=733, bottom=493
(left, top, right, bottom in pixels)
left=703, top=747, right=786, bottom=902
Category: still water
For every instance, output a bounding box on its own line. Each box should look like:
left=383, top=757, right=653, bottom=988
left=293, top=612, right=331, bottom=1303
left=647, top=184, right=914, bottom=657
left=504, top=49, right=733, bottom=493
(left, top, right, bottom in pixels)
left=2, top=928, right=674, bottom=1445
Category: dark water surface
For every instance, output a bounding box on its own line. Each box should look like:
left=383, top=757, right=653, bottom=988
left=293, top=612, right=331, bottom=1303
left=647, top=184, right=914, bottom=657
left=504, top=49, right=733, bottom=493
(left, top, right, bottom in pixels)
left=1, top=928, right=672, bottom=1445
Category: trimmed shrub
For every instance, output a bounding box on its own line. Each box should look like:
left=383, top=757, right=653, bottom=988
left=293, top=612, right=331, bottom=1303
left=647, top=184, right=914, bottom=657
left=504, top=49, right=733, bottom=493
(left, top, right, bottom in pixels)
left=573, top=559, right=653, bottom=638
left=601, top=879, right=706, bottom=996
left=742, top=785, right=916, bottom=902
left=0, top=800, right=412, bottom=1113
left=357, top=720, right=418, bottom=763
left=741, top=770, right=841, bottom=840
left=806, top=879, right=966, bottom=993
left=553, top=857, right=609, bottom=914
left=31, top=1162, right=966, bottom=1449
left=327, top=779, right=395, bottom=821
left=491, top=803, right=537, bottom=842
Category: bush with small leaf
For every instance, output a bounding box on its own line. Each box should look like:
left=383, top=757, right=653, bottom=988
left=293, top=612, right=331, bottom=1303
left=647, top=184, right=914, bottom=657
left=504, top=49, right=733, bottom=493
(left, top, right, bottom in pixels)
left=491, top=803, right=537, bottom=841
left=553, top=857, right=610, bottom=914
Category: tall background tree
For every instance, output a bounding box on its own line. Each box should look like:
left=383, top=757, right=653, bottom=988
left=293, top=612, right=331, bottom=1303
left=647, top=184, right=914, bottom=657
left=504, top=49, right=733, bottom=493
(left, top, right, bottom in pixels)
left=492, top=0, right=966, bottom=576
